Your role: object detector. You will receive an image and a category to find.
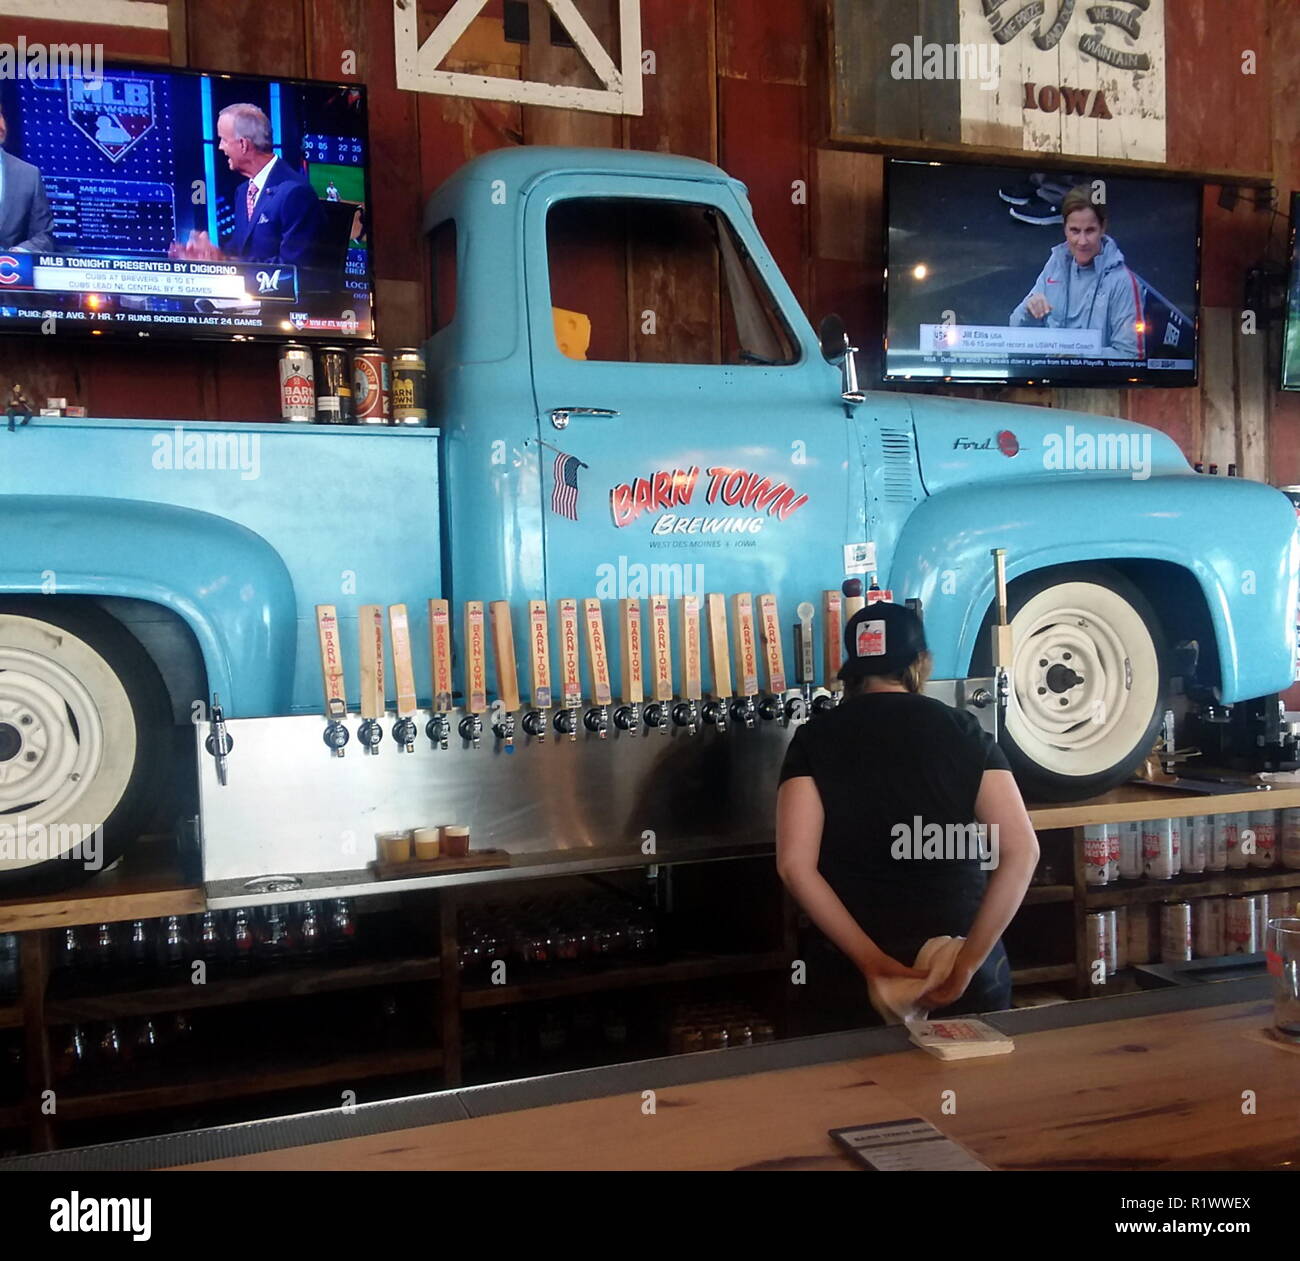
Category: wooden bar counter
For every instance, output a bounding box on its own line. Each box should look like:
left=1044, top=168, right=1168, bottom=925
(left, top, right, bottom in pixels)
left=2, top=976, right=1293, bottom=1172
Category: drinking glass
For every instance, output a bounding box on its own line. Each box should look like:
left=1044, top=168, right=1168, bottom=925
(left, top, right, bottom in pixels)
left=1266, top=917, right=1300, bottom=1042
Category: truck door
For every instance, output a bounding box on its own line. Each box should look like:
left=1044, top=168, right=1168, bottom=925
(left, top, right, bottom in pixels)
left=521, top=172, right=853, bottom=693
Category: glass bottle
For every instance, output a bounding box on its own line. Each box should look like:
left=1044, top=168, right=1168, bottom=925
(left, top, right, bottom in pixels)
left=97, top=1021, right=125, bottom=1065
left=229, top=909, right=256, bottom=969
left=91, top=922, right=116, bottom=970
left=160, top=915, right=188, bottom=969
left=56, top=1025, right=91, bottom=1077
left=196, top=911, right=223, bottom=963
left=257, top=904, right=293, bottom=965
left=328, top=899, right=356, bottom=955
left=55, top=926, right=82, bottom=974
left=297, top=902, right=323, bottom=961
left=125, top=919, right=151, bottom=968
left=134, top=1018, right=160, bottom=1062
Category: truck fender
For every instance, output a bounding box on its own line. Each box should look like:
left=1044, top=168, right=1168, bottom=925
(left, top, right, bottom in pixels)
left=0, top=496, right=297, bottom=717
left=889, top=476, right=1299, bottom=704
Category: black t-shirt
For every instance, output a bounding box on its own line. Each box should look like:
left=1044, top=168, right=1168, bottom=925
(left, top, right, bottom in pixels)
left=778, top=691, right=1011, bottom=947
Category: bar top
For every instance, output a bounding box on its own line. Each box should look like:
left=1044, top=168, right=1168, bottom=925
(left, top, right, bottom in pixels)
left=4, top=975, right=1291, bottom=1171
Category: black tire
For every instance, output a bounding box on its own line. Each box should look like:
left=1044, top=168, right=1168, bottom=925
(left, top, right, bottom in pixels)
left=972, top=566, right=1169, bottom=803
left=0, top=599, right=172, bottom=895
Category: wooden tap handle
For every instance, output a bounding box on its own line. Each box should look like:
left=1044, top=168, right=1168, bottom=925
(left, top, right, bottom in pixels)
left=823, top=590, right=844, bottom=692
left=428, top=598, right=453, bottom=710
left=583, top=598, right=613, bottom=705
left=557, top=597, right=582, bottom=706
left=388, top=604, right=418, bottom=716
left=464, top=601, right=487, bottom=714
left=528, top=599, right=552, bottom=708
left=732, top=593, right=759, bottom=698
left=359, top=604, right=386, bottom=720
left=679, top=594, right=702, bottom=701
left=619, top=599, right=644, bottom=704
left=759, top=594, right=787, bottom=693
left=490, top=600, right=521, bottom=711
left=650, top=595, right=673, bottom=702
left=706, top=593, right=733, bottom=699
left=314, top=604, right=347, bottom=719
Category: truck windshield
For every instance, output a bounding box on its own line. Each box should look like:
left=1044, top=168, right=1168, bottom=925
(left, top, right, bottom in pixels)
left=546, top=197, right=798, bottom=366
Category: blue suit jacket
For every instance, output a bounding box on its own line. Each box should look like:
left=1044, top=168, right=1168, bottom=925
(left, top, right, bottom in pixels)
left=229, top=159, right=322, bottom=267
left=0, top=151, right=54, bottom=253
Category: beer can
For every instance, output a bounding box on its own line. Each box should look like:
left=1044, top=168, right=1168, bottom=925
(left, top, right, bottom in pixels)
left=1126, top=904, right=1155, bottom=965
left=1282, top=807, right=1300, bottom=870
left=1209, top=813, right=1232, bottom=871
left=391, top=348, right=428, bottom=426
left=1083, top=824, right=1110, bottom=886
left=1112, top=905, right=1128, bottom=970
left=352, top=347, right=390, bottom=424
left=1267, top=889, right=1298, bottom=923
left=1118, top=819, right=1143, bottom=880
left=1248, top=893, right=1269, bottom=944
left=1160, top=901, right=1193, bottom=963
left=1103, top=908, right=1119, bottom=974
left=1142, top=818, right=1176, bottom=880
left=1170, top=814, right=1183, bottom=875
left=1183, top=814, right=1210, bottom=875
left=1249, top=808, right=1277, bottom=868
left=1192, top=897, right=1225, bottom=958
left=278, top=342, right=315, bottom=422
left=1224, top=896, right=1258, bottom=954
left=1085, top=912, right=1108, bottom=982
left=315, top=346, right=354, bottom=424
left=1225, top=811, right=1250, bottom=870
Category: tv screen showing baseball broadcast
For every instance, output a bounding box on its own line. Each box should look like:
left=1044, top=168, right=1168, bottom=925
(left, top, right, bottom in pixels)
left=884, top=159, right=1201, bottom=387
left=0, top=64, right=373, bottom=341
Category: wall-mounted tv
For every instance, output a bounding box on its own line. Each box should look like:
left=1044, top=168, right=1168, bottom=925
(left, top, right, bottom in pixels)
left=884, top=159, right=1201, bottom=387
left=1283, top=193, right=1300, bottom=392
left=0, top=65, right=373, bottom=341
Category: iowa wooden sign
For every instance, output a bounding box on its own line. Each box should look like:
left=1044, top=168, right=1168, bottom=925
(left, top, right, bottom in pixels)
left=830, top=0, right=1166, bottom=164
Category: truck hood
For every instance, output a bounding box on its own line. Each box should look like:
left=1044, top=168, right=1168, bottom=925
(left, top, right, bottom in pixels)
left=903, top=393, right=1190, bottom=494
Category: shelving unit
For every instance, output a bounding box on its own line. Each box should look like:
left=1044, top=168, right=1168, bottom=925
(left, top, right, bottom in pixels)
left=4, top=776, right=1299, bottom=1156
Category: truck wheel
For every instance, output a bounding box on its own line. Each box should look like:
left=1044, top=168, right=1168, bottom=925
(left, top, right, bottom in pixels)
left=0, top=601, right=171, bottom=893
left=978, top=568, right=1167, bottom=802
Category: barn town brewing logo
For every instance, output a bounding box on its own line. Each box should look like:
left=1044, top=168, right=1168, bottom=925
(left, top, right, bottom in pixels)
left=610, top=466, right=809, bottom=535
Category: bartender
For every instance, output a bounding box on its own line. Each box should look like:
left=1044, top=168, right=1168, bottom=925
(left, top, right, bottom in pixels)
left=776, top=602, right=1039, bottom=1025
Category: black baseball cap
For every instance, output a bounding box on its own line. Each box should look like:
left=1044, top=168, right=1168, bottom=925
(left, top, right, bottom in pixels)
left=840, top=602, right=927, bottom=678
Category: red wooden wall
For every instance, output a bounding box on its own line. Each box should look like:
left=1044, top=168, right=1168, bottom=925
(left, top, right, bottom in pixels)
left=0, top=0, right=1297, bottom=481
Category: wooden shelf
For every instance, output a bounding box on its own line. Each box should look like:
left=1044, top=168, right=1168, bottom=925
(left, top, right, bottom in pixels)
left=1085, top=870, right=1300, bottom=908
left=1010, top=964, right=1076, bottom=985
left=461, top=950, right=788, bottom=1011
left=46, top=956, right=440, bottom=1024
left=0, top=837, right=202, bottom=935
left=56, top=1045, right=443, bottom=1121
left=1026, top=778, right=1300, bottom=830
left=1021, top=884, right=1074, bottom=906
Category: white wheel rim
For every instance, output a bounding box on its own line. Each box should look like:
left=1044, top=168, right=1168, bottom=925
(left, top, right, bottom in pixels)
left=0, top=614, right=138, bottom=870
left=1004, top=581, right=1160, bottom=779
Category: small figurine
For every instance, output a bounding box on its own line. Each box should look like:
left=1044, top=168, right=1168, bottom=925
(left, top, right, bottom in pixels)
left=5, top=383, right=32, bottom=432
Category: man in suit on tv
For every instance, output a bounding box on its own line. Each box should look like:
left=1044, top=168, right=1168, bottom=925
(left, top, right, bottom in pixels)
left=0, top=109, right=54, bottom=253
left=172, top=103, right=322, bottom=266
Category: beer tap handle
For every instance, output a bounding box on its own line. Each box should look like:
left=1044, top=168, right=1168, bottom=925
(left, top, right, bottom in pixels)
left=677, top=594, right=702, bottom=734
left=842, top=577, right=866, bottom=619
left=315, top=604, right=350, bottom=756
left=490, top=600, right=520, bottom=751
left=616, top=598, right=644, bottom=734
left=556, top=597, right=582, bottom=742
left=388, top=603, right=419, bottom=751
left=526, top=599, right=551, bottom=740
left=427, top=597, right=454, bottom=749
left=705, top=593, right=732, bottom=731
left=731, top=593, right=760, bottom=728
left=583, top=598, right=612, bottom=738
left=461, top=600, right=487, bottom=749
left=205, top=691, right=234, bottom=785
left=646, top=595, right=674, bottom=733
left=758, top=593, right=788, bottom=721
left=815, top=589, right=843, bottom=712
left=358, top=604, right=385, bottom=754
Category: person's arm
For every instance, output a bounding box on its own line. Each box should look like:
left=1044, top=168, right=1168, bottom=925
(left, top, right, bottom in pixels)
left=916, top=768, right=1039, bottom=1008
left=1102, top=266, right=1141, bottom=359
left=776, top=776, right=928, bottom=981
left=14, top=172, right=54, bottom=254
left=1010, top=258, right=1053, bottom=326
left=276, top=182, right=325, bottom=267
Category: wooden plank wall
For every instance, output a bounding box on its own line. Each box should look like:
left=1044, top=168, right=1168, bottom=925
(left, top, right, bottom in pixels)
left=0, top=0, right=1295, bottom=484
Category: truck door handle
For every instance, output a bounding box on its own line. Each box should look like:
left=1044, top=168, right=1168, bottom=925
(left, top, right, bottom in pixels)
left=550, top=407, right=619, bottom=430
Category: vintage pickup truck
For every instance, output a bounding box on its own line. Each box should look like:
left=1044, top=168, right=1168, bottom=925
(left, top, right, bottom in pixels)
left=2, top=146, right=1297, bottom=887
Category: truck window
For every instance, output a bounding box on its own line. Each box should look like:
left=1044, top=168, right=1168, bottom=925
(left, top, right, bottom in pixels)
left=430, top=218, right=457, bottom=332
left=546, top=198, right=797, bottom=366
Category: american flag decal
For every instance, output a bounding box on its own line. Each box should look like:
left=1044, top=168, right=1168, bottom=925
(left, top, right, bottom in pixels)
left=551, top=450, right=585, bottom=521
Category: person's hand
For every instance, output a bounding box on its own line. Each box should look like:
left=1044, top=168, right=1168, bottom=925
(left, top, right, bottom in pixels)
left=168, top=231, right=226, bottom=262
left=1025, top=293, right=1052, bottom=319
left=915, top=959, right=977, bottom=1012
left=862, top=953, right=930, bottom=982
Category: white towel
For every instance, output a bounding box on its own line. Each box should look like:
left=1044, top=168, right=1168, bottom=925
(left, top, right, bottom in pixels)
left=867, top=935, right=967, bottom=1025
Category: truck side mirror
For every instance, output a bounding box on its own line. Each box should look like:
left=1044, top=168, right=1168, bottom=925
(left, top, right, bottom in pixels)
left=819, top=313, right=864, bottom=409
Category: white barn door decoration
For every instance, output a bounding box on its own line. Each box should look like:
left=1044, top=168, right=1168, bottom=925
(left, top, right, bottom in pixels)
left=394, top=0, right=643, bottom=116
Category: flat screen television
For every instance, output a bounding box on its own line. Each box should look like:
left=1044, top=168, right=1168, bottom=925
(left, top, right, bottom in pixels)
left=0, top=64, right=373, bottom=341
left=1283, top=192, right=1300, bottom=392
left=884, top=159, right=1201, bottom=387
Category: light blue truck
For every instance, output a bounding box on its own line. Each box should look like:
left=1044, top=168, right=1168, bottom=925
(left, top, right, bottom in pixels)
left=2, top=147, right=1298, bottom=888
